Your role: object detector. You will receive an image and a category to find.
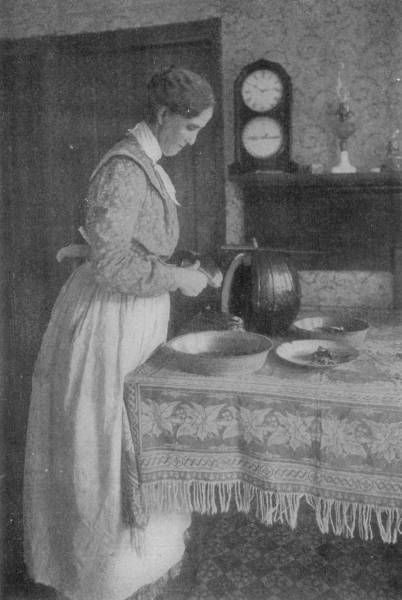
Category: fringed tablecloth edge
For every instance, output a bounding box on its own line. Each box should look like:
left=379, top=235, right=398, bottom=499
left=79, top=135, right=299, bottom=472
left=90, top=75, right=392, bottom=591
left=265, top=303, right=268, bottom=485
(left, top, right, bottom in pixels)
left=140, top=479, right=402, bottom=545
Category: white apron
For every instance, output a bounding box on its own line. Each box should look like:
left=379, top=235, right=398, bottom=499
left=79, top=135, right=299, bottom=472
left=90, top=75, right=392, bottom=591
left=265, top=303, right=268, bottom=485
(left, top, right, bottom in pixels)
left=24, top=263, right=190, bottom=600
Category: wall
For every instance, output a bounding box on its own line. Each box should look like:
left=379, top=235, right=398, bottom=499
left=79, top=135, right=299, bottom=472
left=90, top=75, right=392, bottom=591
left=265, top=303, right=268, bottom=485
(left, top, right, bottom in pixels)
left=0, top=153, right=8, bottom=597
left=1, top=0, right=401, bottom=244
left=222, top=0, right=402, bottom=242
left=0, top=36, right=10, bottom=588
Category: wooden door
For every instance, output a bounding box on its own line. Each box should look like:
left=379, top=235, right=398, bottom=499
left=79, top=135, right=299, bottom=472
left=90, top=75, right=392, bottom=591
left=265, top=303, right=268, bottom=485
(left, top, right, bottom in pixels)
left=1, top=19, right=223, bottom=582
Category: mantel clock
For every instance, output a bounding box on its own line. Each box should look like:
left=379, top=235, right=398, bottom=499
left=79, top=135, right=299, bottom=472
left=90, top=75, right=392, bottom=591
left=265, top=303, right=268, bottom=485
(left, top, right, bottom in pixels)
left=231, top=59, right=293, bottom=174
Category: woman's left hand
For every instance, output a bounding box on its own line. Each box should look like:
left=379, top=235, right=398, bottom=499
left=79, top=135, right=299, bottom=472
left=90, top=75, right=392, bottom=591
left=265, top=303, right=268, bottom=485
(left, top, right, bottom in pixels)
left=174, top=261, right=209, bottom=296
left=179, top=255, right=223, bottom=289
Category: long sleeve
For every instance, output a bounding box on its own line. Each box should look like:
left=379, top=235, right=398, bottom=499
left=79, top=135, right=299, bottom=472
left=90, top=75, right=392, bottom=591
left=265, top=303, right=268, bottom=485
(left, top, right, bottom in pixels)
left=86, top=157, right=179, bottom=297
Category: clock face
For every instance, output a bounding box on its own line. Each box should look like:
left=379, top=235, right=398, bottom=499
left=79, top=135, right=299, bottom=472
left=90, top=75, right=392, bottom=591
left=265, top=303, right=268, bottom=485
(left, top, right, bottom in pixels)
left=241, top=117, right=283, bottom=158
left=241, top=69, right=283, bottom=112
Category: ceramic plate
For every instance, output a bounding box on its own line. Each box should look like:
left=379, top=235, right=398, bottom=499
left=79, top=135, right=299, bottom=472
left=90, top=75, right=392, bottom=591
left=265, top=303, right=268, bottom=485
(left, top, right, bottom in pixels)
left=276, top=338, right=358, bottom=368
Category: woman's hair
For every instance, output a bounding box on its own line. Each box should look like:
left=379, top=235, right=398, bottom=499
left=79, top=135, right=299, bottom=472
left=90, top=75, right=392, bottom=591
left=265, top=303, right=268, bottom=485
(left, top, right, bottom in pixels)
left=145, top=66, right=215, bottom=122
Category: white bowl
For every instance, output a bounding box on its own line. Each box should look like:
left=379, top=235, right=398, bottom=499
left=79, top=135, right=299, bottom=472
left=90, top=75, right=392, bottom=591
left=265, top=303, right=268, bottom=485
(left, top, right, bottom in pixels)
left=164, top=330, right=273, bottom=375
left=292, top=315, right=369, bottom=346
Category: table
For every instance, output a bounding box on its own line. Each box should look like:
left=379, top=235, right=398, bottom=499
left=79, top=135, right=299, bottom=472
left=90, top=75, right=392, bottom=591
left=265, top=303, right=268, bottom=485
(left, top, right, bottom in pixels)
left=123, top=311, right=402, bottom=544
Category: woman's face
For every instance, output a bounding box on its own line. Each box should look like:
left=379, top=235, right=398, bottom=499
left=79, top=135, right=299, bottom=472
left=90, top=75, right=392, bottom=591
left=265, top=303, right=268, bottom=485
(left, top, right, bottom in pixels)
left=157, top=106, right=214, bottom=156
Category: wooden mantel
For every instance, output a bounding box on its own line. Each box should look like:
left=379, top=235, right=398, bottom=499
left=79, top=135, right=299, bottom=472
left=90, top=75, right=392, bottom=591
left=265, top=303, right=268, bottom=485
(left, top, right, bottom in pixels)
left=229, top=170, right=402, bottom=190
left=229, top=170, right=402, bottom=308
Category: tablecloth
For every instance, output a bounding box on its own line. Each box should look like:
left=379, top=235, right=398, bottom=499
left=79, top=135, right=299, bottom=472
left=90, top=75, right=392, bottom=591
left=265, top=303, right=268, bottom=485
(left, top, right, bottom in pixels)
left=123, top=311, right=402, bottom=544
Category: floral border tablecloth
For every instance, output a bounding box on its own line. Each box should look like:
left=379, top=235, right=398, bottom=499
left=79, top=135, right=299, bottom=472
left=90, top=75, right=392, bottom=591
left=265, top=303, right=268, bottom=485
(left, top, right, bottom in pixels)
left=123, top=312, right=402, bottom=543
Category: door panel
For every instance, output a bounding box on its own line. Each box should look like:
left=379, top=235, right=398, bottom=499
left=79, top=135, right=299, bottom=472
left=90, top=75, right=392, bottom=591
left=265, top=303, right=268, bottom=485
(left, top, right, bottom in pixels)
left=2, top=20, right=223, bottom=581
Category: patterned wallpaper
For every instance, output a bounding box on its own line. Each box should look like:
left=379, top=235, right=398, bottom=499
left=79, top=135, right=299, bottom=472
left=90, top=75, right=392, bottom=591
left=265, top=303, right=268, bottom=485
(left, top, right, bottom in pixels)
left=1, top=0, right=401, bottom=243
left=221, top=0, right=402, bottom=241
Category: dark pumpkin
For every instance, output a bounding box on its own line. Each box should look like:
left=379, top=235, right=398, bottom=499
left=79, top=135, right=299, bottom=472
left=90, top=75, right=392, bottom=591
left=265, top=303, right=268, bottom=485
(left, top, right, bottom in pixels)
left=221, top=250, right=301, bottom=335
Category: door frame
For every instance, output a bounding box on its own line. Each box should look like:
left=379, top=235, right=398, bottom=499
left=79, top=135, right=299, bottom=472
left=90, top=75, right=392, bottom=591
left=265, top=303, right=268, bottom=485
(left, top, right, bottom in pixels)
left=0, top=17, right=224, bottom=584
left=1, top=17, right=225, bottom=265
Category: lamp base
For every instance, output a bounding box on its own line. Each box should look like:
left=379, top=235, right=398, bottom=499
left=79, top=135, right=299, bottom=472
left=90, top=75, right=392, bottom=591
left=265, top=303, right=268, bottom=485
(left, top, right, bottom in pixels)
left=331, top=150, right=356, bottom=174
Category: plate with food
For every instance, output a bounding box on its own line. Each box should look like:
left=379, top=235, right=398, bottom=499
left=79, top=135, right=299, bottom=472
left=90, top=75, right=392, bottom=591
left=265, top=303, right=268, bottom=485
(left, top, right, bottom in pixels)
left=275, top=339, right=358, bottom=368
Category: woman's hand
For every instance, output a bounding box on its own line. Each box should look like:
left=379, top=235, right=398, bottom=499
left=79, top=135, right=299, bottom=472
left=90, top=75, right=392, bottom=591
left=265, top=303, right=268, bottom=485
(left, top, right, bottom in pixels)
left=174, top=261, right=208, bottom=297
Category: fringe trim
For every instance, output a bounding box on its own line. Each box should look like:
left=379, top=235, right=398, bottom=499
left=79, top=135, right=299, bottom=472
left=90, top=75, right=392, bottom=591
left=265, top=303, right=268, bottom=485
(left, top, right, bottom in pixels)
left=140, top=480, right=402, bottom=545
left=142, top=480, right=301, bottom=530
left=305, top=494, right=402, bottom=544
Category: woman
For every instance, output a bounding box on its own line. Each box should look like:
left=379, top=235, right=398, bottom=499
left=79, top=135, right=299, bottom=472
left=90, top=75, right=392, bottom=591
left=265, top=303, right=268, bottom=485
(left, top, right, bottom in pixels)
left=23, top=67, right=215, bottom=600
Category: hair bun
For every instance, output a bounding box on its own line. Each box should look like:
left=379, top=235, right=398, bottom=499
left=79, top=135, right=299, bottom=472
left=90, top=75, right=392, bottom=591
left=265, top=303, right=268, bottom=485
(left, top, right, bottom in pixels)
left=146, top=66, right=215, bottom=122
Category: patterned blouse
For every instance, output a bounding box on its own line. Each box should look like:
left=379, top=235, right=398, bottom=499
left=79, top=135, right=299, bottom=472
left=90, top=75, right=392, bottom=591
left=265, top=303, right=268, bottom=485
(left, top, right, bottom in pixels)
left=85, top=135, right=180, bottom=297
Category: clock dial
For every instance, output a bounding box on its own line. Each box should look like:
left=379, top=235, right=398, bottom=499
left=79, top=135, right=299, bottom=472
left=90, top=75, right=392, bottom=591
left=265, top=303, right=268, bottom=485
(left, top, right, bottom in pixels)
left=241, top=69, right=283, bottom=112
left=241, top=117, right=283, bottom=158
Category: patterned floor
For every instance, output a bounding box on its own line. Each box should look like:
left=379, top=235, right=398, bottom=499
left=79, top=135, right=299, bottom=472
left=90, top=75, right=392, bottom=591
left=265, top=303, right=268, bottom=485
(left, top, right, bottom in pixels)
left=5, top=503, right=402, bottom=600
left=158, top=503, right=402, bottom=600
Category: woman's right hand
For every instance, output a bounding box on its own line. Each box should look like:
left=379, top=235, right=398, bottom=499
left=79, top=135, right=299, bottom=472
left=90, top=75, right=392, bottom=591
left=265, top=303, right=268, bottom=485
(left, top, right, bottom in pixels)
left=174, top=261, right=208, bottom=297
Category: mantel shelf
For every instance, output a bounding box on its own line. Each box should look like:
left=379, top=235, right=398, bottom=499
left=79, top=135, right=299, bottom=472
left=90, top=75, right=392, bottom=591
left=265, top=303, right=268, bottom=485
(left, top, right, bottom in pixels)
left=234, top=166, right=402, bottom=307
left=229, top=169, right=402, bottom=192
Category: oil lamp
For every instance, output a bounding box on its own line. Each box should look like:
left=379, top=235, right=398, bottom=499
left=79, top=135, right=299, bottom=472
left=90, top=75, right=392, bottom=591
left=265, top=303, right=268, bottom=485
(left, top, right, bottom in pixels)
left=331, top=65, right=356, bottom=173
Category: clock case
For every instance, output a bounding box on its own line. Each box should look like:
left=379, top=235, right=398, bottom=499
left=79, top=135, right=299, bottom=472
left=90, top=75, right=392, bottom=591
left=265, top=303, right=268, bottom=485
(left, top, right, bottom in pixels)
left=230, top=59, right=293, bottom=174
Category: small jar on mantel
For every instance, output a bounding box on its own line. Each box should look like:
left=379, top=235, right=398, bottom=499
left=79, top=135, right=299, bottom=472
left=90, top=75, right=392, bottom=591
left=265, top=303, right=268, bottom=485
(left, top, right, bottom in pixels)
left=383, top=129, right=402, bottom=172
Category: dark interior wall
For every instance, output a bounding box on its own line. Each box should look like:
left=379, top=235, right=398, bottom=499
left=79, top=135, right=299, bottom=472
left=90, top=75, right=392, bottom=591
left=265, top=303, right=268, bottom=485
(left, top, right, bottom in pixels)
left=0, top=219, right=5, bottom=597
left=0, top=62, right=10, bottom=596
left=0, top=263, right=9, bottom=598
left=0, top=266, right=5, bottom=597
